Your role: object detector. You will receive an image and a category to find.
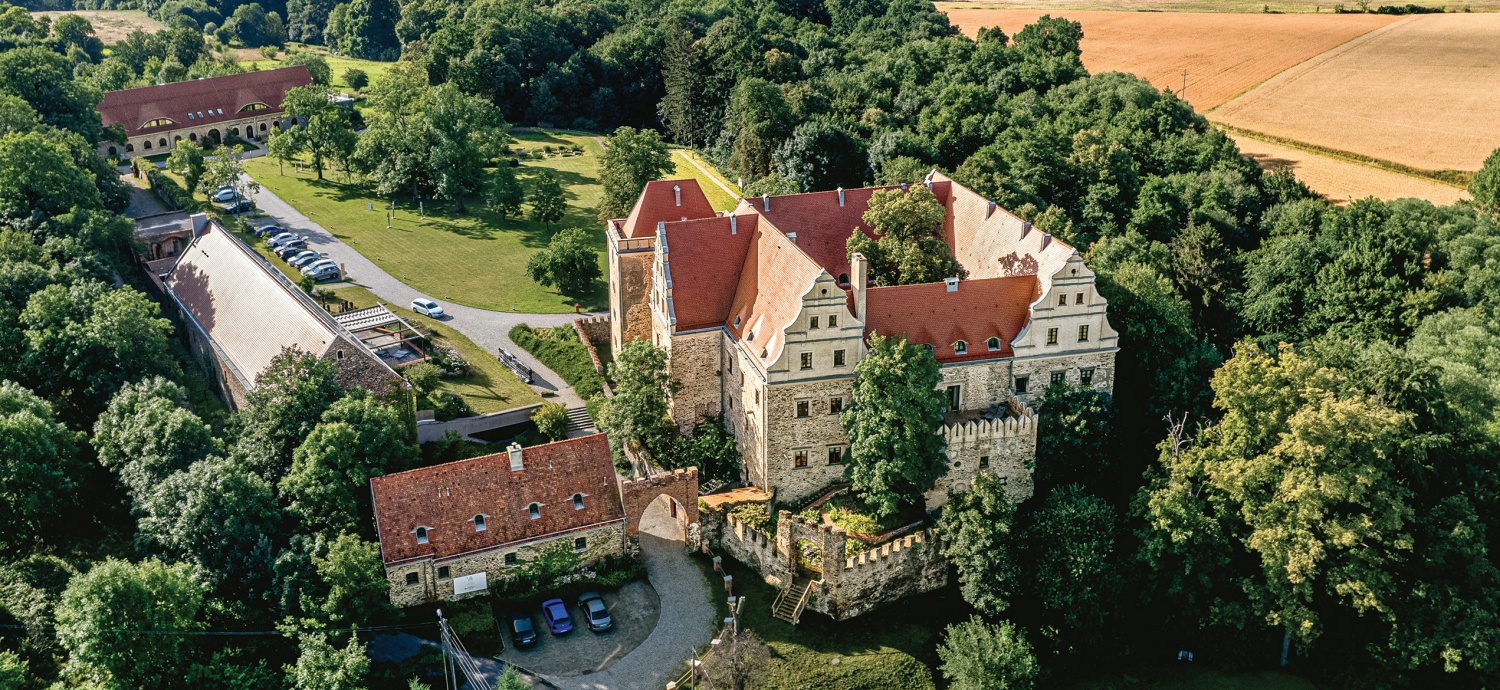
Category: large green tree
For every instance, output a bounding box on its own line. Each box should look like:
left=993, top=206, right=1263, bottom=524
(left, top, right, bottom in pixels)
left=840, top=333, right=947, bottom=517
left=937, top=471, right=1018, bottom=616
left=281, top=86, right=357, bottom=180
left=92, top=376, right=218, bottom=501
left=0, top=380, right=83, bottom=548
left=597, top=340, right=676, bottom=465
left=1022, top=485, right=1121, bottom=651
left=937, top=617, right=1038, bottom=690
left=335, top=0, right=399, bottom=60
left=285, top=633, right=368, bottom=690
left=234, top=349, right=343, bottom=484
left=281, top=392, right=416, bottom=535
left=56, top=559, right=205, bottom=690
left=137, top=456, right=279, bottom=597
left=0, top=46, right=101, bottom=143
left=847, top=185, right=964, bottom=286
left=529, top=169, right=567, bottom=227
left=309, top=533, right=390, bottom=626
left=1471, top=147, right=1500, bottom=215
left=597, top=126, right=671, bottom=222
left=0, top=131, right=102, bottom=219
left=526, top=227, right=600, bottom=295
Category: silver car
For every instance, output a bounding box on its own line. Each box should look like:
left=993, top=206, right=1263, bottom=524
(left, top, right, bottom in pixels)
left=305, top=264, right=341, bottom=281
left=288, top=251, right=321, bottom=268
left=301, top=258, right=338, bottom=274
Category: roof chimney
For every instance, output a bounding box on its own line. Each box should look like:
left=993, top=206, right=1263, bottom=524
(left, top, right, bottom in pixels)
left=761, top=194, right=770, bottom=211
left=508, top=443, right=523, bottom=471
left=837, top=187, right=845, bottom=207
left=673, top=184, right=681, bottom=207
left=852, top=252, right=869, bottom=319
left=787, top=232, right=797, bottom=244
left=730, top=215, right=737, bottom=235
left=945, top=276, right=959, bottom=292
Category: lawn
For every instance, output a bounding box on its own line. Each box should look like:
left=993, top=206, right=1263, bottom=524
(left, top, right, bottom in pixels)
left=242, top=47, right=394, bottom=92
left=243, top=130, right=608, bottom=313
left=508, top=324, right=607, bottom=399
left=670, top=149, right=740, bottom=211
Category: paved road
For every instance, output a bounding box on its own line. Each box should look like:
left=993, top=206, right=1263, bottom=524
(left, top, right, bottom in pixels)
left=240, top=174, right=593, bottom=408
left=543, top=504, right=717, bottom=690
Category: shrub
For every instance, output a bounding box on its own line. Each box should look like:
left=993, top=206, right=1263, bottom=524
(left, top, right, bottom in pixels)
left=404, top=362, right=442, bottom=398
left=428, top=345, right=470, bottom=376
left=258, top=45, right=278, bottom=59
left=428, top=391, right=472, bottom=421
left=343, top=68, right=368, bottom=90
left=508, top=324, right=605, bottom=399
left=729, top=503, right=771, bottom=533
left=145, top=168, right=196, bottom=211
left=532, top=401, right=569, bottom=442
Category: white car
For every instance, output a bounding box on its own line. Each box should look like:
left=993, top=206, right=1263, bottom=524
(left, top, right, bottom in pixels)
left=301, top=258, right=337, bottom=274
left=212, top=188, right=237, bottom=203
left=304, top=264, right=341, bottom=281
left=267, top=233, right=298, bottom=248
left=411, top=298, right=445, bottom=318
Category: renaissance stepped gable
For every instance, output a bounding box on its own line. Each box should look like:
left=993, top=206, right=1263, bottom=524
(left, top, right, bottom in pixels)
left=607, top=172, right=1118, bottom=507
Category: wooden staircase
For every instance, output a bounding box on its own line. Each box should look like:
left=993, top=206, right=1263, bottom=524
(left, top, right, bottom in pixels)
left=772, top=577, right=814, bottom=625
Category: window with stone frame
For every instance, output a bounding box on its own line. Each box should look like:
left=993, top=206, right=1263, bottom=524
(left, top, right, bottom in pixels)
left=473, top=514, right=487, bottom=532
left=833, top=349, right=846, bottom=367
left=1051, top=371, right=1066, bottom=385
left=1046, top=328, right=1058, bottom=345
left=827, top=446, right=844, bottom=465
left=1075, top=292, right=1085, bottom=305
left=954, top=340, right=968, bottom=355
left=794, top=450, right=808, bottom=468
left=979, top=456, right=990, bottom=468
left=946, top=385, right=961, bottom=412
left=1015, top=376, right=1029, bottom=394
left=829, top=397, right=843, bottom=415
left=405, top=572, right=419, bottom=585
left=796, top=400, right=810, bottom=417
left=574, top=537, right=587, bottom=552
left=438, top=566, right=450, bottom=579
left=1081, top=368, right=1095, bottom=386
left=986, top=337, right=1001, bottom=351
left=1057, top=293, right=1067, bottom=306
left=573, top=493, right=586, bottom=510
left=800, top=352, right=813, bottom=370
left=810, top=315, right=820, bottom=329
left=505, top=552, right=518, bottom=566
left=828, top=314, right=838, bottom=327
left=1078, top=324, right=1089, bottom=342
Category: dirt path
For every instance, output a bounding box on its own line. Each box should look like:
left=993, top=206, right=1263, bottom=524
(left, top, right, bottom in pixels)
left=675, top=150, right=742, bottom=202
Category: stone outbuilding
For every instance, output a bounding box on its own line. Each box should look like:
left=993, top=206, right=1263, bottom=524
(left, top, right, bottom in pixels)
left=95, top=66, right=312, bottom=158
left=372, top=433, right=629, bottom=607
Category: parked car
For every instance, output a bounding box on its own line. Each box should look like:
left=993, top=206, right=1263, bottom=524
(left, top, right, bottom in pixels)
left=508, top=611, right=538, bottom=649
left=541, top=599, right=572, bottom=636
left=287, top=250, right=320, bottom=268
left=301, top=258, right=338, bottom=275
left=254, top=224, right=284, bottom=238
left=577, top=592, right=613, bottom=633
left=304, top=264, right=341, bottom=282
left=274, top=241, right=307, bottom=259
left=266, top=232, right=297, bottom=248
left=226, top=199, right=254, bottom=214
left=212, top=188, right=238, bottom=203
left=411, top=298, right=445, bottom=318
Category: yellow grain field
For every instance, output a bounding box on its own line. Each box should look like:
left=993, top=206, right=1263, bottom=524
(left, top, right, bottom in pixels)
left=31, top=10, right=165, bottom=44
left=1209, top=14, right=1500, bottom=172
left=1231, top=134, right=1468, bottom=205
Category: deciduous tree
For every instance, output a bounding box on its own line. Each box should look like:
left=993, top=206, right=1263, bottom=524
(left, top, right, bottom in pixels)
left=597, top=126, right=671, bottom=222
left=282, top=392, right=415, bottom=535
left=937, top=617, right=1038, bottom=690
left=840, top=333, right=947, bottom=518
left=846, top=185, right=964, bottom=286
left=137, top=456, right=278, bottom=597
left=310, top=533, right=390, bottom=626
left=598, top=340, right=676, bottom=465
left=1022, top=485, right=1120, bottom=651
left=526, top=227, right=599, bottom=295
left=937, top=472, right=1018, bottom=616
left=234, top=349, right=343, bottom=484
left=56, top=559, right=205, bottom=690
left=281, top=86, right=356, bottom=180
left=286, top=633, right=368, bottom=690
left=92, top=376, right=218, bottom=501
left=0, top=380, right=82, bottom=548
left=529, top=169, right=567, bottom=227
left=487, top=163, right=524, bottom=218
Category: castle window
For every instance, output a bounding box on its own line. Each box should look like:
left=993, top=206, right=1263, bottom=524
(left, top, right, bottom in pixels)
left=1058, top=294, right=1067, bottom=307
left=793, top=450, right=808, bottom=468
left=986, top=337, right=1001, bottom=351
left=473, top=514, right=486, bottom=532
left=1051, top=371, right=1066, bottom=385
left=528, top=503, right=541, bottom=520
left=438, top=566, right=450, bottom=579
left=1081, top=368, right=1095, bottom=386
left=828, top=314, right=838, bottom=328
left=979, top=456, right=990, bottom=469
left=415, top=526, right=429, bottom=544
left=829, top=397, right=843, bottom=415
left=143, top=140, right=152, bottom=150
left=1078, top=325, right=1089, bottom=342
left=946, top=385, right=961, bottom=412
left=796, top=401, right=810, bottom=418
left=505, top=552, right=518, bottom=567
left=574, top=537, right=587, bottom=552
left=573, top=493, right=585, bottom=510
left=800, top=352, right=812, bottom=370
left=406, top=572, right=419, bottom=586
left=1015, top=376, right=1029, bottom=394
left=125, top=143, right=134, bottom=152
left=827, top=446, right=844, bottom=465
left=1075, top=292, right=1085, bottom=305
left=1046, top=328, right=1058, bottom=345
left=953, top=340, right=968, bottom=355
left=337, top=349, right=344, bottom=360
left=810, top=316, right=820, bottom=329
left=755, top=390, right=759, bottom=405
left=833, top=349, right=846, bottom=367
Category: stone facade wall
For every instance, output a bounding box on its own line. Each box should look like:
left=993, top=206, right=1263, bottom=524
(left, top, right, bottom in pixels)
left=1011, top=350, right=1117, bottom=409
left=665, top=330, right=723, bottom=432
left=821, top=529, right=947, bottom=620
left=102, top=113, right=287, bottom=159
left=938, top=359, right=1015, bottom=412
left=609, top=248, right=654, bottom=354
left=718, top=512, right=788, bottom=585
left=386, top=522, right=627, bottom=607
left=573, top=316, right=610, bottom=375
left=928, top=408, right=1038, bottom=508
left=724, top=344, right=767, bottom=489
left=762, top=376, right=855, bottom=504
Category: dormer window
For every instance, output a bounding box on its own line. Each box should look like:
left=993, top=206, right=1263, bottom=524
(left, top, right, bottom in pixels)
left=187, top=112, right=195, bottom=120
left=414, top=526, right=429, bottom=544
left=573, top=493, right=585, bottom=510
left=986, top=337, right=1001, bottom=351
left=473, top=514, right=487, bottom=532
left=528, top=503, right=541, bottom=520
left=954, top=340, right=968, bottom=355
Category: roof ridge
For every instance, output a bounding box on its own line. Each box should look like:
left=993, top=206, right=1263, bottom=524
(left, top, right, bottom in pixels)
left=373, top=432, right=608, bottom=481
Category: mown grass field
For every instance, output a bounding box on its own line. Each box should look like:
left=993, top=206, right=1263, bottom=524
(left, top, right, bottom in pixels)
left=242, top=47, right=394, bottom=92
left=243, top=130, right=608, bottom=314
left=32, top=9, right=164, bottom=43
left=671, top=149, right=741, bottom=211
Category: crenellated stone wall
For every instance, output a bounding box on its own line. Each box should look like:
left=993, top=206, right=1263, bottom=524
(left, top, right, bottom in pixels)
left=928, top=402, right=1038, bottom=508
left=718, top=511, right=789, bottom=585
left=825, top=528, right=947, bottom=620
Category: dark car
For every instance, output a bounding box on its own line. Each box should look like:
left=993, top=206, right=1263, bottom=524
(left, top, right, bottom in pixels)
left=274, top=241, right=307, bottom=259
left=508, top=611, right=538, bottom=648
left=577, top=592, right=613, bottom=633
left=541, top=598, right=573, bottom=635
left=226, top=199, right=255, bottom=214
left=255, top=224, right=285, bottom=238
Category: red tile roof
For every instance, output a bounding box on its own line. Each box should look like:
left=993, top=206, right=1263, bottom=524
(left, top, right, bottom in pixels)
left=725, top=225, right=827, bottom=366
left=98, top=67, right=312, bottom=138
left=664, top=215, right=758, bottom=331
left=371, top=433, right=624, bottom=566
left=620, top=179, right=717, bottom=239
left=736, top=182, right=954, bottom=280
left=863, top=276, right=1041, bottom=362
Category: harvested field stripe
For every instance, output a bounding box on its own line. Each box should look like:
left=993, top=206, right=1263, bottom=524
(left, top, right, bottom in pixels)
left=1230, top=133, right=1467, bottom=207
left=1218, top=123, right=1473, bottom=189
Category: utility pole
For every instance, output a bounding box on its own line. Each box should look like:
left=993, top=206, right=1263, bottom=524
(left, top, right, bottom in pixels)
left=1181, top=69, right=1188, bottom=101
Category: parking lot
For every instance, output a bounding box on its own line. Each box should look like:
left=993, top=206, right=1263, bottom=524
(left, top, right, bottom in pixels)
left=498, top=580, right=661, bottom=677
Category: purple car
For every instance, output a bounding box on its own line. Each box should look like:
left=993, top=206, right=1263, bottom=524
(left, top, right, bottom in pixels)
left=541, top=598, right=573, bottom=635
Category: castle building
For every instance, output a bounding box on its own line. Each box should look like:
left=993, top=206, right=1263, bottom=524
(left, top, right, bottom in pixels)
left=607, top=173, right=1118, bottom=507
left=94, top=66, right=311, bottom=158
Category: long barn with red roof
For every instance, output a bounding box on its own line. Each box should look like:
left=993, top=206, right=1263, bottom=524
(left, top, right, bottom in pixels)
left=606, top=172, right=1118, bottom=507
left=94, top=66, right=312, bottom=159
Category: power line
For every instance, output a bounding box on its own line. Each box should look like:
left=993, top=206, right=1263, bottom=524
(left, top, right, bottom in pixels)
left=0, top=621, right=439, bottom=638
